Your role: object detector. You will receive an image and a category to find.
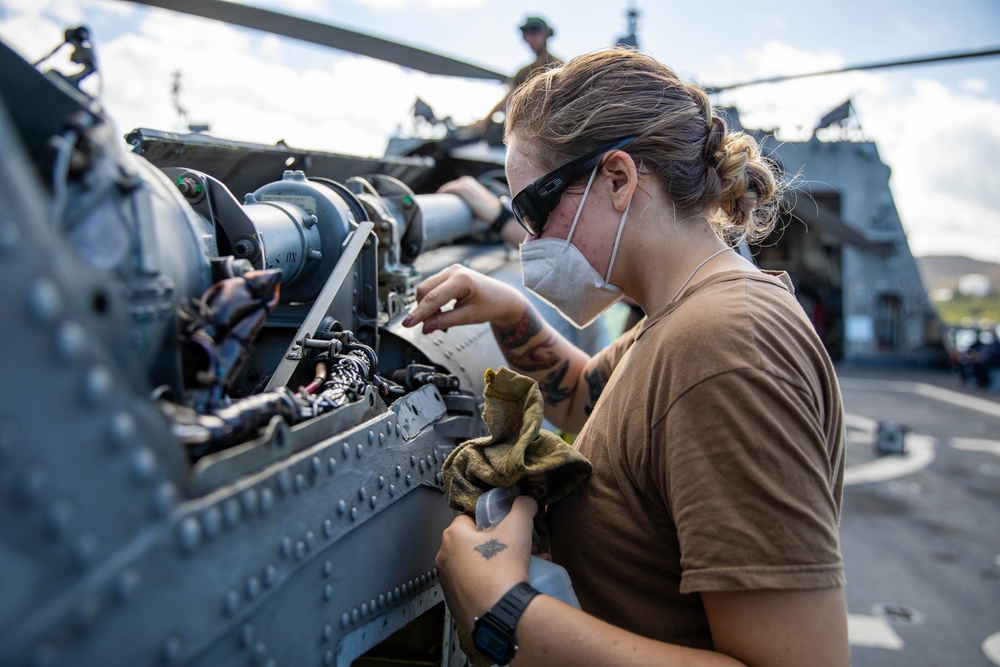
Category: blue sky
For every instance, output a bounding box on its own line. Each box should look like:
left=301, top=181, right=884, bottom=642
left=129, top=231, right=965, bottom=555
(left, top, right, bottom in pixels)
left=1, top=0, right=999, bottom=263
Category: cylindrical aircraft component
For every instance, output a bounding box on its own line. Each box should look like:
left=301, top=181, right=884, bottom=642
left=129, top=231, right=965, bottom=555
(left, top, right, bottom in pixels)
left=414, top=193, right=476, bottom=249
left=241, top=200, right=319, bottom=286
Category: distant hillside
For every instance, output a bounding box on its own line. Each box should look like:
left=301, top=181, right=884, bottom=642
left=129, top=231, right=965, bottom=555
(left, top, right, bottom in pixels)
left=915, top=255, right=1000, bottom=293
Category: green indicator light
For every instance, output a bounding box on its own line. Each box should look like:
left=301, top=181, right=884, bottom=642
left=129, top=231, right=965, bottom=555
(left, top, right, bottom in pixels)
left=195, top=183, right=203, bottom=193
left=403, top=196, right=413, bottom=205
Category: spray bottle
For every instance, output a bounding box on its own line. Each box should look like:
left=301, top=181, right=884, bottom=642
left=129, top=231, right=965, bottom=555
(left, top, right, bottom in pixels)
left=475, top=485, right=581, bottom=609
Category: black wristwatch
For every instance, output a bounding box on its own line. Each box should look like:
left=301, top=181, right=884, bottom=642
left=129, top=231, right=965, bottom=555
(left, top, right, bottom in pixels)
left=489, top=197, right=513, bottom=234
left=471, top=582, right=541, bottom=665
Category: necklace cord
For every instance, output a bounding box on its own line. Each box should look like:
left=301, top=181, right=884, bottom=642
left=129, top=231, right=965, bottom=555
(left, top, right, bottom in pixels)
left=670, top=246, right=732, bottom=303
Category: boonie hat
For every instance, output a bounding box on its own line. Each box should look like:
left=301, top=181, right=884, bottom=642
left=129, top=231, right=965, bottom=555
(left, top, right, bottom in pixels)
left=520, top=16, right=554, bottom=36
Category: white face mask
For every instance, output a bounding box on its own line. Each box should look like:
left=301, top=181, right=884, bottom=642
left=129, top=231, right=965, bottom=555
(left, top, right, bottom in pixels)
left=519, top=165, right=632, bottom=329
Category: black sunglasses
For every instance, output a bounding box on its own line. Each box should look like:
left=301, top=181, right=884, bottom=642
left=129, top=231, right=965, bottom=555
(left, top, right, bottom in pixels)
left=511, top=136, right=638, bottom=237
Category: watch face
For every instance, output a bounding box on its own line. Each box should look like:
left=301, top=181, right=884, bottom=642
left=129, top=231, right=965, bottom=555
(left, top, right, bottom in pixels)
left=473, top=617, right=515, bottom=664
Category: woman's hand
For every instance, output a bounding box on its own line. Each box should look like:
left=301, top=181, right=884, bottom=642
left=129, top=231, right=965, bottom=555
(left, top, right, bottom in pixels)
left=402, top=264, right=526, bottom=334
left=435, top=496, right=538, bottom=633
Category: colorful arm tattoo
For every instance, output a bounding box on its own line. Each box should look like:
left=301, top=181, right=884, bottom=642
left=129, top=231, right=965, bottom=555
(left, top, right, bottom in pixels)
left=491, top=306, right=543, bottom=349
left=501, top=334, right=560, bottom=372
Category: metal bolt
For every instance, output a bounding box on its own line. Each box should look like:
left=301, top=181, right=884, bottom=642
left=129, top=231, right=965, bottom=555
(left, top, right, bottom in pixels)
left=27, top=278, right=62, bottom=324
left=260, top=488, right=274, bottom=513
left=55, top=320, right=86, bottom=361
left=178, top=517, right=201, bottom=553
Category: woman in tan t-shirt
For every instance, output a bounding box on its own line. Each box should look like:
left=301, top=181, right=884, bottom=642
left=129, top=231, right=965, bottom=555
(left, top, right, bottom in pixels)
left=403, top=47, right=849, bottom=667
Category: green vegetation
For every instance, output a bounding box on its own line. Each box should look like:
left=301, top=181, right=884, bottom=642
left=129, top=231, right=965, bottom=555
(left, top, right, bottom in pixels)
left=932, top=295, right=1000, bottom=327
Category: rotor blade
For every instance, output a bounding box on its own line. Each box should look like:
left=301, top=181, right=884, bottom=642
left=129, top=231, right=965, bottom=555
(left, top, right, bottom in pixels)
left=121, top=0, right=508, bottom=81
left=706, top=46, right=1000, bottom=93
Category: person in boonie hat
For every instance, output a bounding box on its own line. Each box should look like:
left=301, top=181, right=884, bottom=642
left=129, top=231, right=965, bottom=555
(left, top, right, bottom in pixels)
left=472, top=15, right=562, bottom=137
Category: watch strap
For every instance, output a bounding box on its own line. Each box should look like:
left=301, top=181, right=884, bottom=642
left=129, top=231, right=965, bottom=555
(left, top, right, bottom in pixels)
left=487, top=581, right=540, bottom=631
left=489, top=197, right=513, bottom=234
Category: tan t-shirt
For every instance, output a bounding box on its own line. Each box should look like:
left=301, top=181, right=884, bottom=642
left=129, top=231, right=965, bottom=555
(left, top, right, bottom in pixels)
left=547, top=270, right=845, bottom=650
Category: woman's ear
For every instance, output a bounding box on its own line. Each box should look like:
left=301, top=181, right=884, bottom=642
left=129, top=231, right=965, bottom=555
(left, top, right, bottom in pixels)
left=601, top=150, right=639, bottom=212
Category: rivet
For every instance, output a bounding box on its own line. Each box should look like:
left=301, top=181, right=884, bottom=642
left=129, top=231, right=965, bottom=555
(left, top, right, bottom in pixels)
left=305, top=531, right=315, bottom=549
left=108, top=412, right=136, bottom=450
left=435, top=472, right=443, bottom=485
left=356, top=443, right=364, bottom=459
left=350, top=507, right=358, bottom=521
left=419, top=460, right=426, bottom=473
left=341, top=442, right=350, bottom=459
left=369, top=496, right=377, bottom=508
left=253, top=641, right=267, bottom=661
left=358, top=486, right=366, bottom=500
left=266, top=659, right=277, bottom=667
left=431, top=567, right=437, bottom=578
left=293, top=473, right=306, bottom=493
left=370, top=598, right=376, bottom=612
left=410, top=455, right=416, bottom=467
left=327, top=457, right=337, bottom=474
left=421, top=574, right=427, bottom=587
left=378, top=476, right=385, bottom=489
left=360, top=602, right=369, bottom=617
left=389, top=484, right=396, bottom=497
left=178, top=517, right=201, bottom=553
left=337, top=500, right=347, bottom=516
left=324, top=584, right=334, bottom=601
left=280, top=536, right=292, bottom=559
left=152, top=482, right=177, bottom=516
left=75, top=595, right=101, bottom=632
left=294, top=541, right=306, bottom=561
left=161, top=635, right=183, bottom=664
left=341, top=612, right=350, bottom=628
left=378, top=593, right=385, bottom=608
left=351, top=608, right=360, bottom=623
left=311, top=456, right=321, bottom=476
left=324, top=648, right=334, bottom=665
left=263, top=564, right=277, bottom=587
left=18, top=464, right=49, bottom=504
left=55, top=320, right=86, bottom=361
left=394, top=586, right=401, bottom=600
left=277, top=469, right=292, bottom=495
left=395, top=465, right=402, bottom=478
left=72, top=533, right=99, bottom=567
left=27, top=278, right=62, bottom=324
left=201, top=506, right=222, bottom=539
left=426, top=454, right=434, bottom=467
left=82, top=365, right=113, bottom=407
left=405, top=474, right=412, bottom=487
left=379, top=433, right=385, bottom=447
left=368, top=431, right=375, bottom=445
left=44, top=499, right=74, bottom=537
left=115, top=568, right=141, bottom=603
left=223, top=498, right=241, bottom=527
left=323, top=623, right=333, bottom=641
left=241, top=488, right=259, bottom=515
left=131, top=447, right=157, bottom=482
left=395, top=424, right=401, bottom=437
left=246, top=576, right=261, bottom=599
left=240, top=624, right=255, bottom=649
left=401, top=582, right=408, bottom=596
left=433, top=451, right=439, bottom=463
left=260, top=488, right=274, bottom=513
left=323, top=518, right=334, bottom=538
left=323, top=560, right=334, bottom=576
left=224, top=589, right=241, bottom=616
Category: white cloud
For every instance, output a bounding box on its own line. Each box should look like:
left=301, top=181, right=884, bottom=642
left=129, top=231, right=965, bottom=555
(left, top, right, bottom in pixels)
left=960, top=77, right=990, bottom=95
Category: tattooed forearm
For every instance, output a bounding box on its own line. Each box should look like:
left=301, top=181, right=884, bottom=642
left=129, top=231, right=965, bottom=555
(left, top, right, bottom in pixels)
left=502, top=334, right=560, bottom=371
left=492, top=306, right=544, bottom=349
left=540, top=359, right=572, bottom=405
left=474, top=539, right=508, bottom=560
left=583, top=367, right=607, bottom=416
